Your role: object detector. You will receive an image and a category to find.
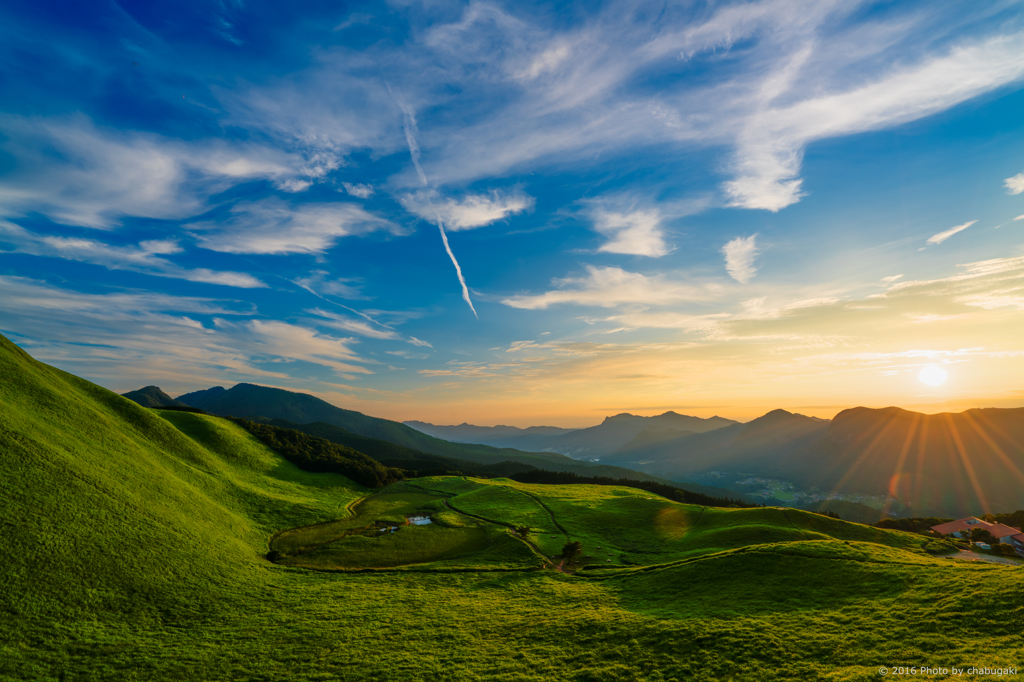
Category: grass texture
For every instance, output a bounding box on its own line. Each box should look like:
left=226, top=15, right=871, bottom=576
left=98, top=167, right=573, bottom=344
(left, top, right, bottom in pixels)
left=1, top=334, right=1021, bottom=681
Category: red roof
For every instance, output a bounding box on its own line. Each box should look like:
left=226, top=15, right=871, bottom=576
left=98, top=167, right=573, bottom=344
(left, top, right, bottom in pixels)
left=930, top=518, right=986, bottom=535
left=930, top=517, right=1022, bottom=538
left=987, top=523, right=1022, bottom=539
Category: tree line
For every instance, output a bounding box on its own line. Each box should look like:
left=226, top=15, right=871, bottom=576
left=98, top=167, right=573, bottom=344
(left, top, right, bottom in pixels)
left=227, top=417, right=406, bottom=488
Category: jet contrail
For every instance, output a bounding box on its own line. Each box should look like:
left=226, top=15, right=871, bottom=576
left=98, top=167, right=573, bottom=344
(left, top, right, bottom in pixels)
left=392, top=90, right=477, bottom=317
left=434, top=212, right=478, bottom=318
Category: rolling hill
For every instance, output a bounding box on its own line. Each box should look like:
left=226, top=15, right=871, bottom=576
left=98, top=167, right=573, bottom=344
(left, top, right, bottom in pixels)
left=2, top=332, right=1023, bottom=680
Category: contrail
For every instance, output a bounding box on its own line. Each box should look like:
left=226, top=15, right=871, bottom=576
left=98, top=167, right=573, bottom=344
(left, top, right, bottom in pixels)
left=434, top=212, right=478, bottom=318
left=398, top=103, right=429, bottom=187
left=392, top=89, right=477, bottom=318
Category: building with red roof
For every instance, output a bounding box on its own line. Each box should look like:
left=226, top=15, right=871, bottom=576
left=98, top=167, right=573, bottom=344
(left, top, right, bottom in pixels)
left=930, top=517, right=1023, bottom=555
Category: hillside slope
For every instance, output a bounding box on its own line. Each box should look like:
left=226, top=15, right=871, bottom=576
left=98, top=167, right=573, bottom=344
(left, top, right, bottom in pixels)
left=0, top=335, right=363, bottom=627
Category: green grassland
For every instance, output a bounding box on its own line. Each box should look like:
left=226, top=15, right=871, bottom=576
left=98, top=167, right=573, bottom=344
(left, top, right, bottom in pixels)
left=3, top=334, right=1023, bottom=681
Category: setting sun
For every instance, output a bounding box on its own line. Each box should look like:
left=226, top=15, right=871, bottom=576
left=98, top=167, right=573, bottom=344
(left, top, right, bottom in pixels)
left=919, top=364, right=948, bottom=386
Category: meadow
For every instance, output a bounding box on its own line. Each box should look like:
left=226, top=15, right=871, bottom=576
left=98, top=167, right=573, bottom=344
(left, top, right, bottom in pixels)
left=2, top=333, right=1022, bottom=681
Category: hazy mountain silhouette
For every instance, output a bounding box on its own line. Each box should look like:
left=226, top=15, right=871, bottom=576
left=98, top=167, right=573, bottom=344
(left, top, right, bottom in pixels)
left=604, top=409, right=828, bottom=473
left=406, top=411, right=736, bottom=459
left=402, top=421, right=577, bottom=448
left=774, top=406, right=1024, bottom=516
left=605, top=406, right=1024, bottom=516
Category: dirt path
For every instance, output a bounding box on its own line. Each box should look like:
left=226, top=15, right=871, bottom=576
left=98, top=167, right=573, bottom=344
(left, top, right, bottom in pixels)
left=949, top=550, right=1023, bottom=566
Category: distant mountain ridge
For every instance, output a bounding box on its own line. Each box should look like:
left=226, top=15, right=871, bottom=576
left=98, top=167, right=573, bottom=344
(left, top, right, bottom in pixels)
left=405, top=411, right=737, bottom=458
left=604, top=406, right=1024, bottom=517
left=121, top=386, right=188, bottom=408
left=172, top=383, right=687, bottom=484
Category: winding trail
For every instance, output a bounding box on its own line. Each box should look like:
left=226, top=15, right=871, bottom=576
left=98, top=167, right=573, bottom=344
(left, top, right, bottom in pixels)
left=441, top=499, right=559, bottom=570
left=515, top=488, right=570, bottom=540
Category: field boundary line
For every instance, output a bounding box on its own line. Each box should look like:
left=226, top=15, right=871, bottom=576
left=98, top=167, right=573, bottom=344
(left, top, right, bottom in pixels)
left=515, top=488, right=570, bottom=540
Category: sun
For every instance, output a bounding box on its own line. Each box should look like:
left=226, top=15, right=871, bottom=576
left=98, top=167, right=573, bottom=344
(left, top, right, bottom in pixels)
left=918, top=364, right=948, bottom=386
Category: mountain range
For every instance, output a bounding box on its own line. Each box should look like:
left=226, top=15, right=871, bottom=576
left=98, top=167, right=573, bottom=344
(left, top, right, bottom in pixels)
left=115, top=382, right=1024, bottom=517
left=417, top=406, right=1024, bottom=517
left=406, top=411, right=737, bottom=458
left=125, top=382, right=713, bottom=488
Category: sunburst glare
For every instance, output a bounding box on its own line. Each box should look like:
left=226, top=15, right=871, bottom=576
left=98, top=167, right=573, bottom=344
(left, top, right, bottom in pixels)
left=918, top=364, right=948, bottom=386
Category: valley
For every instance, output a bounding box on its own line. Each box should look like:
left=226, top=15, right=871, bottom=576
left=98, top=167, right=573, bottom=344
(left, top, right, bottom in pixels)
left=3, top=334, right=1024, bottom=680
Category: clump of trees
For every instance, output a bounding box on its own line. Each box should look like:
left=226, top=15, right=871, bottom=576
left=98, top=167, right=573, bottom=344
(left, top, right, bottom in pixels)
left=228, top=417, right=406, bottom=488
left=990, top=543, right=1019, bottom=558
left=562, top=540, right=583, bottom=564
left=510, top=470, right=756, bottom=508
left=515, top=525, right=532, bottom=538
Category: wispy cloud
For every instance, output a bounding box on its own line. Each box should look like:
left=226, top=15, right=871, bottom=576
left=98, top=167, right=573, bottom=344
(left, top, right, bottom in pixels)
left=0, top=115, right=324, bottom=229
left=342, top=183, right=375, bottom=199
left=187, top=198, right=400, bottom=254
left=589, top=208, right=669, bottom=257
left=400, top=189, right=534, bottom=231
left=1005, top=171, right=1024, bottom=195
left=0, top=221, right=265, bottom=288
left=722, top=235, right=760, bottom=284
left=881, top=274, right=904, bottom=283
left=0, top=276, right=378, bottom=390
left=293, top=271, right=368, bottom=300
left=501, top=265, right=714, bottom=310
left=926, top=220, right=976, bottom=246
left=724, top=34, right=1024, bottom=210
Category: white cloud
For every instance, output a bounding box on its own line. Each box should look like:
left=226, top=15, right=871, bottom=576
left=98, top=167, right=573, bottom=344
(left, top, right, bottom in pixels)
left=400, top=189, right=534, bottom=231
left=342, top=183, right=375, bottom=199
left=0, top=115, right=324, bottom=229
left=1005, top=172, right=1024, bottom=195
left=881, top=274, right=904, bottom=283
left=0, top=221, right=265, bottom=288
left=500, top=265, right=712, bottom=309
left=213, top=319, right=372, bottom=376
left=188, top=198, right=400, bottom=254
left=590, top=208, right=669, bottom=257
left=722, top=235, right=760, bottom=284
left=724, top=33, right=1024, bottom=210
left=294, top=271, right=368, bottom=300
left=926, top=220, right=976, bottom=246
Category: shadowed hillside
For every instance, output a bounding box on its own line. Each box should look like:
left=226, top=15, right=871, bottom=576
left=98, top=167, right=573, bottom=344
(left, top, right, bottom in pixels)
left=121, top=385, right=189, bottom=408
left=174, top=382, right=680, bottom=483
left=774, top=406, right=1024, bottom=516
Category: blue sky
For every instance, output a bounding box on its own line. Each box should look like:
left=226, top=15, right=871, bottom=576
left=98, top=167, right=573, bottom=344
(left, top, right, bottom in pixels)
left=2, top=0, right=1024, bottom=426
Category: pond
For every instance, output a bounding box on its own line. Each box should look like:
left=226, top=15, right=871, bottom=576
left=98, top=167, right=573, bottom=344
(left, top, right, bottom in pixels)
left=407, top=515, right=432, bottom=525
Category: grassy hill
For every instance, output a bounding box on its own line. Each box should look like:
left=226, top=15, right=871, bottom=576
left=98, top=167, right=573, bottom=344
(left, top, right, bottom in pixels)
left=3, top=333, right=1024, bottom=680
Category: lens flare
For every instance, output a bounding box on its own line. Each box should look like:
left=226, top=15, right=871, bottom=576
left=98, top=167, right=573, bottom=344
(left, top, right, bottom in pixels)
left=918, top=365, right=947, bottom=386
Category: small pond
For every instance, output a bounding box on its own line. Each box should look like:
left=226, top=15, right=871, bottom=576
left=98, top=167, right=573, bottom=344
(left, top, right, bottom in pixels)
left=407, top=515, right=432, bottom=525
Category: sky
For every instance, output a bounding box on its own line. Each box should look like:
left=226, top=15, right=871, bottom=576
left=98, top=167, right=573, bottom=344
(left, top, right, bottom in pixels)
left=1, top=0, right=1024, bottom=427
